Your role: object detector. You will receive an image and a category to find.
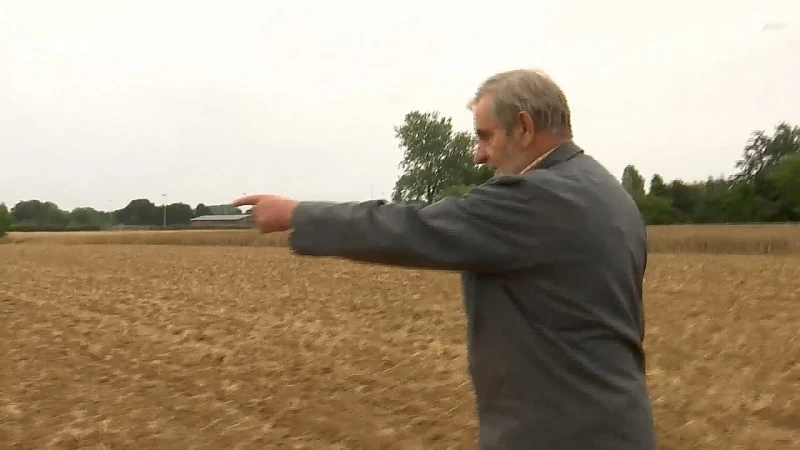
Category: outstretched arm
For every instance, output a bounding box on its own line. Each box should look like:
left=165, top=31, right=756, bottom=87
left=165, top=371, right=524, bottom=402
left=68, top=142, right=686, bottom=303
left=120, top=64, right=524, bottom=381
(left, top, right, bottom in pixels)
left=288, top=176, right=562, bottom=273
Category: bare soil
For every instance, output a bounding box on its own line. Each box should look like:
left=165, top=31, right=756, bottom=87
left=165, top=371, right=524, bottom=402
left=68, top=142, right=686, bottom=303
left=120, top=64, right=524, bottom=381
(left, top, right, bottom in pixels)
left=1, top=245, right=798, bottom=449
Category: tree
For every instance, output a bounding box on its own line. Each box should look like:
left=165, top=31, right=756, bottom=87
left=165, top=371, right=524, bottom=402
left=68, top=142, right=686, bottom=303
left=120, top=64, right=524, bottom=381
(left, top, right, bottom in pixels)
left=0, top=203, right=11, bottom=238
left=69, top=207, right=105, bottom=228
left=648, top=174, right=669, bottom=198
left=391, top=111, right=491, bottom=204
left=721, top=182, right=773, bottom=222
left=733, top=121, right=800, bottom=183
left=726, top=122, right=800, bottom=222
left=637, top=196, right=681, bottom=225
left=115, top=199, right=160, bottom=226
left=194, top=203, right=212, bottom=217
left=165, top=203, right=194, bottom=225
left=691, top=177, right=735, bottom=223
left=10, top=200, right=69, bottom=227
left=766, top=155, right=800, bottom=218
left=68, top=207, right=108, bottom=228
left=667, top=180, right=699, bottom=218
left=621, top=165, right=646, bottom=201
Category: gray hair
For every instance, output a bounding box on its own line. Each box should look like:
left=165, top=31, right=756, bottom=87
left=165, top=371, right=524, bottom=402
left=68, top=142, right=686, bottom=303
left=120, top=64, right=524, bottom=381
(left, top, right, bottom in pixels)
left=468, top=69, right=573, bottom=138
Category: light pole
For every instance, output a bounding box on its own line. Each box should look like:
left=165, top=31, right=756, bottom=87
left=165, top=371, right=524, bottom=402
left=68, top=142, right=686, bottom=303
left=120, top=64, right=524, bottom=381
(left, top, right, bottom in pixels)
left=161, top=193, right=167, bottom=228
left=108, top=199, right=113, bottom=228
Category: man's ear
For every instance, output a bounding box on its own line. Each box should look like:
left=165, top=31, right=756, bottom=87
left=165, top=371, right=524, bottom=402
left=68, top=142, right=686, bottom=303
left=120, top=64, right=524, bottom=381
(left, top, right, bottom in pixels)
left=517, top=111, right=536, bottom=147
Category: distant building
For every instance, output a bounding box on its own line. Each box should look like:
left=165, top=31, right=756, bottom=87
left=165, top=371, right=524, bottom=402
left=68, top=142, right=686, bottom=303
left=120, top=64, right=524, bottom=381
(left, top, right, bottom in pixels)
left=189, top=214, right=253, bottom=229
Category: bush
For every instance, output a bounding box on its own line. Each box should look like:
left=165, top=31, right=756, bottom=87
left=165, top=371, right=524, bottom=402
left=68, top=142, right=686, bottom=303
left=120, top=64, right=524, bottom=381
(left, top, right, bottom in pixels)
left=0, top=204, right=11, bottom=238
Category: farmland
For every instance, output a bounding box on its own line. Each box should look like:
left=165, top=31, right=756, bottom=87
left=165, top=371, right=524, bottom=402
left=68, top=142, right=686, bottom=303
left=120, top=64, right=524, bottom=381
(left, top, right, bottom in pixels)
left=1, top=228, right=799, bottom=448
left=6, top=223, right=800, bottom=255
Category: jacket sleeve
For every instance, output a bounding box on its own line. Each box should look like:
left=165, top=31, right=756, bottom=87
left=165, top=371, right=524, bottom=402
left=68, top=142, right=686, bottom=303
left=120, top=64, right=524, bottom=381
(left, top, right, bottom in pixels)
left=288, top=175, right=564, bottom=273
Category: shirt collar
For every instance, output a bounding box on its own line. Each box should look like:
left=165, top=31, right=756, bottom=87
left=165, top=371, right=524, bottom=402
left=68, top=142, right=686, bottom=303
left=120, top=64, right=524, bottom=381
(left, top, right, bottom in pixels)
left=519, top=140, right=584, bottom=174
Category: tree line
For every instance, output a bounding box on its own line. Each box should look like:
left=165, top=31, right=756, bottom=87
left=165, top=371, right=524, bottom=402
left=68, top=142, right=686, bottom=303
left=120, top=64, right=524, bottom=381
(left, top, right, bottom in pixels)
left=0, top=199, right=245, bottom=234
left=392, top=112, right=800, bottom=225
left=621, top=122, right=800, bottom=224
left=1, top=113, right=798, bottom=237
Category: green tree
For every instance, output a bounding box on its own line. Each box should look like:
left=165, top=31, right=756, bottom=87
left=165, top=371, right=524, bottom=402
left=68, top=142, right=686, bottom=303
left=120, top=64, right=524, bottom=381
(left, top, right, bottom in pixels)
left=115, top=199, right=160, bottom=226
left=391, top=111, right=490, bottom=204
left=10, top=200, right=69, bottom=227
left=621, top=165, right=646, bottom=201
left=69, top=207, right=105, bottom=228
left=0, top=203, right=11, bottom=238
left=194, top=203, right=212, bottom=217
left=721, top=182, right=773, bottom=222
left=648, top=174, right=669, bottom=198
left=435, top=164, right=497, bottom=201
left=733, top=121, right=800, bottom=183
left=637, top=196, right=681, bottom=225
left=766, top=155, right=800, bottom=218
left=726, top=122, right=800, bottom=222
left=667, top=180, right=700, bottom=219
left=691, top=177, right=735, bottom=223
left=165, top=203, right=194, bottom=225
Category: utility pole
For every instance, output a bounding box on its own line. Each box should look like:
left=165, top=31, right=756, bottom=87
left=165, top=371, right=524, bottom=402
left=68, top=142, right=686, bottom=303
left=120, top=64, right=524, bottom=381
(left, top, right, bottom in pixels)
left=161, top=193, right=167, bottom=228
left=108, top=199, right=113, bottom=228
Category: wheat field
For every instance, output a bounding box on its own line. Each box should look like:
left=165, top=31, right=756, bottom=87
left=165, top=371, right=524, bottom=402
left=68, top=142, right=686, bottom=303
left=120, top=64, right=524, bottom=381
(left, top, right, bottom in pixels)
left=6, top=223, right=800, bottom=254
left=1, top=225, right=799, bottom=448
left=4, top=229, right=289, bottom=247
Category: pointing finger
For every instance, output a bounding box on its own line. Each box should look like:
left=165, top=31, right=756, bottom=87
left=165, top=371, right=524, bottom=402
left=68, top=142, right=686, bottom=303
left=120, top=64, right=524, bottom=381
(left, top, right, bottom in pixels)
left=232, top=194, right=264, bottom=207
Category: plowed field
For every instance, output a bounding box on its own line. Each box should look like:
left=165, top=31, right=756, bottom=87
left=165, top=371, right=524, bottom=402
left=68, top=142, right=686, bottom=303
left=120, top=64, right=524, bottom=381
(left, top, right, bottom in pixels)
left=1, top=245, right=798, bottom=449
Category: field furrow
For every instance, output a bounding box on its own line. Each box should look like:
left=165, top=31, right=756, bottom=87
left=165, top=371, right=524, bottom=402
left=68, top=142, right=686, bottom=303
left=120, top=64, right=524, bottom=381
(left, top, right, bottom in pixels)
left=1, top=244, right=798, bottom=449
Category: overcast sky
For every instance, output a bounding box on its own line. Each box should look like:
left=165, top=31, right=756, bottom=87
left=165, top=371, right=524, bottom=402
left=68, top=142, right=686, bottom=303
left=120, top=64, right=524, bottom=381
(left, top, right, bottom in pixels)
left=1, top=0, right=798, bottom=211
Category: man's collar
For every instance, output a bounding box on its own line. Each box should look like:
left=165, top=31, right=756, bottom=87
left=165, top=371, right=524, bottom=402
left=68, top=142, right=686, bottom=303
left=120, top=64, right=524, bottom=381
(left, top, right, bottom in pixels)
left=520, top=140, right=584, bottom=174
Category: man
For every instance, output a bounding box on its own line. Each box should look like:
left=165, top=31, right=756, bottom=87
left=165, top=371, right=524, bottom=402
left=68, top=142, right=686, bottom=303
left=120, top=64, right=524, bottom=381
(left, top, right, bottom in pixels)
left=233, top=69, right=657, bottom=449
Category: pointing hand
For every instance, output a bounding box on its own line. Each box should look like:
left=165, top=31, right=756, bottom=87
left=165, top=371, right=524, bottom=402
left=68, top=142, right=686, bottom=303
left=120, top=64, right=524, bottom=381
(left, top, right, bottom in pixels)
left=231, top=194, right=299, bottom=234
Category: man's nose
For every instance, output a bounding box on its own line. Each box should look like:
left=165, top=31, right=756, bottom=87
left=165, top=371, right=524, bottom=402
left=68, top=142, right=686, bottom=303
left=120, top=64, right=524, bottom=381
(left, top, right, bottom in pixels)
left=473, top=145, right=488, bottom=164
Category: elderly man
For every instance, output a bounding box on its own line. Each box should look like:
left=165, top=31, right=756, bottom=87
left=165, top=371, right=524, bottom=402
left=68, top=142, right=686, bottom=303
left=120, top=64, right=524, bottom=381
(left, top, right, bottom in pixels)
left=233, top=69, right=656, bottom=449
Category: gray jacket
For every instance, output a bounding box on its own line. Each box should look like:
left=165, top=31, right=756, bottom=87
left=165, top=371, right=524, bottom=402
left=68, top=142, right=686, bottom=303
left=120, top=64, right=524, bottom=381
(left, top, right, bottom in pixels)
left=288, top=141, right=657, bottom=449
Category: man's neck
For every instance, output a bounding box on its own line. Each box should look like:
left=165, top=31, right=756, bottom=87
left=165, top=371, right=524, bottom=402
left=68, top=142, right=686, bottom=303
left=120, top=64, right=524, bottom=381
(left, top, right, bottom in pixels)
left=519, top=138, right=571, bottom=174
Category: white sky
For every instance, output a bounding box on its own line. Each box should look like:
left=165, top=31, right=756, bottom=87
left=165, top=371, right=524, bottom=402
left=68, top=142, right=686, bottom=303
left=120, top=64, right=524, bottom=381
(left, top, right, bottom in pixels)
left=1, top=0, right=798, bottom=211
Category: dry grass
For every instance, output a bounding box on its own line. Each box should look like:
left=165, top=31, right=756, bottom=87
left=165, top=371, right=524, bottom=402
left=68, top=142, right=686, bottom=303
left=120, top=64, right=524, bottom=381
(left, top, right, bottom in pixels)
left=1, top=244, right=798, bottom=448
left=5, top=223, right=800, bottom=255
left=5, top=229, right=291, bottom=247
left=647, top=224, right=800, bottom=255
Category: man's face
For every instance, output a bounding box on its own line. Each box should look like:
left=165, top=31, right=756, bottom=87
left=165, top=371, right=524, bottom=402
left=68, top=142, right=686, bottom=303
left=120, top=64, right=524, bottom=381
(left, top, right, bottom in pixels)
left=472, top=95, right=522, bottom=175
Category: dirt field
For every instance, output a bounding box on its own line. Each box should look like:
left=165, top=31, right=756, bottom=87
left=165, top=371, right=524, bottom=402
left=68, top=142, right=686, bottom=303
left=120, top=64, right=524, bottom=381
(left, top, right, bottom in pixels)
left=1, top=244, right=798, bottom=449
